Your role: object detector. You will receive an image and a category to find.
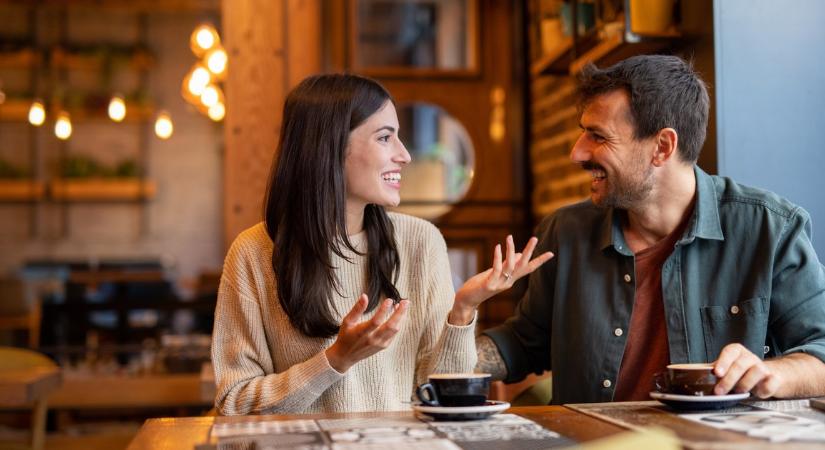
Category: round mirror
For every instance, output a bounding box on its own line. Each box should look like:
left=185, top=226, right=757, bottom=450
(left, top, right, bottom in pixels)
left=394, top=102, right=475, bottom=219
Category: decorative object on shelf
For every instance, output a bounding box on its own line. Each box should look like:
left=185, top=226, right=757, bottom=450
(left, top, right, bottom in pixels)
left=181, top=23, right=225, bottom=122
left=53, top=155, right=155, bottom=200
left=629, top=0, right=676, bottom=34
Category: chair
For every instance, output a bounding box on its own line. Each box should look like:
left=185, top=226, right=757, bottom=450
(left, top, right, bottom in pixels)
left=490, top=371, right=553, bottom=406
left=0, top=279, right=42, bottom=349
left=0, top=347, right=60, bottom=450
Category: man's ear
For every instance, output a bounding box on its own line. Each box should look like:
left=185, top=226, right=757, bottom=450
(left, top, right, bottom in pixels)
left=652, top=128, right=678, bottom=167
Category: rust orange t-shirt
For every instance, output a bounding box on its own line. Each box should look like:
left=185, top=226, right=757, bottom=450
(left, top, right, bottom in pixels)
left=613, top=215, right=691, bottom=401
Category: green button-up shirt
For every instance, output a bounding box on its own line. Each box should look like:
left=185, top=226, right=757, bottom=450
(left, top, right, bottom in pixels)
left=485, top=166, right=825, bottom=404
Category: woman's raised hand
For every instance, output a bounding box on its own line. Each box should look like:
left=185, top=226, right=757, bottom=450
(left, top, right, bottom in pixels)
left=449, top=235, right=553, bottom=325
left=325, top=294, right=409, bottom=373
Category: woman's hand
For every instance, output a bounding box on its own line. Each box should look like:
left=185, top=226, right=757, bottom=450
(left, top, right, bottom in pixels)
left=449, top=235, right=553, bottom=325
left=325, top=294, right=409, bottom=373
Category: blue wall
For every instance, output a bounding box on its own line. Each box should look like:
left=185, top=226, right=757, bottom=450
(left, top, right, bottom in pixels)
left=714, top=0, right=825, bottom=257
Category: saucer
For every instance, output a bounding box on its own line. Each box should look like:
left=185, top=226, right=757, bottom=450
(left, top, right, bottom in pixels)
left=412, top=400, right=510, bottom=420
left=650, top=391, right=750, bottom=411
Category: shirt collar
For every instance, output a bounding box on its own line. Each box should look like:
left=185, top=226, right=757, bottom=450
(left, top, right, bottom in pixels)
left=599, top=165, right=724, bottom=252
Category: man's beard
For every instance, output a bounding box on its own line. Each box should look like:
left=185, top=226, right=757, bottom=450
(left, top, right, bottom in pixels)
left=584, top=161, right=654, bottom=210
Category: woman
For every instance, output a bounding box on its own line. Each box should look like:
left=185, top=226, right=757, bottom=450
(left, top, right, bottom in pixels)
left=212, top=74, right=552, bottom=415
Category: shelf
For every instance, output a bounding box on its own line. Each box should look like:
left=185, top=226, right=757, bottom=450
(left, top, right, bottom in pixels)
left=531, top=25, right=682, bottom=77
left=0, top=180, right=45, bottom=201
left=0, top=48, right=40, bottom=69
left=50, top=178, right=156, bottom=201
left=0, top=99, right=154, bottom=123
left=0, top=99, right=32, bottom=122
left=51, top=47, right=154, bottom=71
left=569, top=29, right=681, bottom=74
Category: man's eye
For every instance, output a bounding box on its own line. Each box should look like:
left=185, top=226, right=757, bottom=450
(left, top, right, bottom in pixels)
left=590, top=133, right=605, bottom=143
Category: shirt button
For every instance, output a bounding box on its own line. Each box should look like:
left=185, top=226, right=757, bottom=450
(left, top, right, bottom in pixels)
left=614, top=328, right=623, bottom=337
left=730, top=305, right=740, bottom=314
left=603, top=379, right=612, bottom=388
left=623, top=274, right=632, bottom=283
left=617, top=245, right=623, bottom=250
left=764, top=345, right=770, bottom=354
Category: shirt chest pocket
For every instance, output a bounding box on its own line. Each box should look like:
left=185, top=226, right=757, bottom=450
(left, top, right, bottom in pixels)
left=700, top=296, right=769, bottom=360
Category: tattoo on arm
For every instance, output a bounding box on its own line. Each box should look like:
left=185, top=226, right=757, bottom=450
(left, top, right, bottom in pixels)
left=475, top=335, right=508, bottom=381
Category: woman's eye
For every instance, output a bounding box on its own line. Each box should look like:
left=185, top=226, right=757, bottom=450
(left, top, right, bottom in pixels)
left=378, top=135, right=391, bottom=143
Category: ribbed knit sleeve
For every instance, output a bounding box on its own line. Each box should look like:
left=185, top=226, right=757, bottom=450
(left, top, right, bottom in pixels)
left=211, top=228, right=344, bottom=415
left=404, top=217, right=478, bottom=386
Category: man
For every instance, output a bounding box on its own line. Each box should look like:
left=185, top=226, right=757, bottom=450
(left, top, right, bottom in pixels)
left=458, top=55, right=825, bottom=403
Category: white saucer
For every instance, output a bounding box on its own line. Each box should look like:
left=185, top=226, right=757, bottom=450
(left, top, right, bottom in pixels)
left=412, top=400, right=510, bottom=420
left=650, top=391, right=750, bottom=411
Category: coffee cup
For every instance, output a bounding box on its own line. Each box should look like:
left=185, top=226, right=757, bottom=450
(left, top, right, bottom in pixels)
left=654, top=363, right=718, bottom=396
left=416, top=373, right=491, bottom=407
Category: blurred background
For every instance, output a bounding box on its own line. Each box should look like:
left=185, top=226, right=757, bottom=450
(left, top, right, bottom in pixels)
left=0, top=0, right=823, bottom=449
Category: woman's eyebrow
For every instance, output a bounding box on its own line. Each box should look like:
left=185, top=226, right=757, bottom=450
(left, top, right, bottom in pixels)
left=373, top=125, right=396, bottom=134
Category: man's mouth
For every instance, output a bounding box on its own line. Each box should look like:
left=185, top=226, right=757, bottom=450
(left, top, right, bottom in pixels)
left=581, top=162, right=606, bottom=182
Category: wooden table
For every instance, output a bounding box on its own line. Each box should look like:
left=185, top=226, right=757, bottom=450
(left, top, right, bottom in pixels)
left=0, top=366, right=61, bottom=406
left=126, top=402, right=825, bottom=450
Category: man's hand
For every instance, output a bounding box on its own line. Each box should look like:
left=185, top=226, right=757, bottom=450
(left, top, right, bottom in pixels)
left=325, top=295, right=409, bottom=373
left=712, top=343, right=781, bottom=397
left=713, top=343, right=825, bottom=398
left=449, top=235, right=553, bottom=325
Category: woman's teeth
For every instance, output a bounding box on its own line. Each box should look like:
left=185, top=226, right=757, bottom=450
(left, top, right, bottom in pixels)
left=382, top=173, right=401, bottom=183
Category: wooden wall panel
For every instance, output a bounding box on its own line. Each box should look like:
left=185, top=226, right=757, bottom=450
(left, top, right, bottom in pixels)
left=222, top=0, right=320, bottom=248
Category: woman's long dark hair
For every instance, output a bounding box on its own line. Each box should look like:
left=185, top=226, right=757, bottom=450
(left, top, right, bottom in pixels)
left=264, top=74, right=402, bottom=338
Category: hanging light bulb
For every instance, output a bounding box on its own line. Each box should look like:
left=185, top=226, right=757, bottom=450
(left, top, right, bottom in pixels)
left=108, top=94, right=127, bottom=122
left=205, top=46, right=227, bottom=78
left=187, top=64, right=211, bottom=97
left=154, top=111, right=173, bottom=139
left=190, top=24, right=219, bottom=57
left=55, top=111, right=72, bottom=140
left=207, top=102, right=225, bottom=122
left=28, top=100, right=46, bottom=126
left=200, top=85, right=220, bottom=108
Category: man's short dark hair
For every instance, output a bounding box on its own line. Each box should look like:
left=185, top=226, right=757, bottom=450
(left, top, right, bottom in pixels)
left=578, top=55, right=710, bottom=163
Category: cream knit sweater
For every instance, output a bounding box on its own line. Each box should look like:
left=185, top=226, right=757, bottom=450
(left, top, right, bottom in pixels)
left=212, top=213, right=477, bottom=415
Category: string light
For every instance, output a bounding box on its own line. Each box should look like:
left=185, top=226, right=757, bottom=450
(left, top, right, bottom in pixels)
left=207, top=102, right=225, bottom=122
left=55, top=111, right=72, bottom=140
left=187, top=64, right=211, bottom=96
left=108, top=94, right=127, bottom=122
left=190, top=24, right=219, bottom=57
left=205, top=46, right=227, bottom=78
left=28, top=100, right=46, bottom=126
left=200, top=85, right=220, bottom=108
left=154, top=111, right=173, bottom=139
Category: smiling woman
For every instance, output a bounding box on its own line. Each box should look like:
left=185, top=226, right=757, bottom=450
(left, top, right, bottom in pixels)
left=210, top=73, right=553, bottom=415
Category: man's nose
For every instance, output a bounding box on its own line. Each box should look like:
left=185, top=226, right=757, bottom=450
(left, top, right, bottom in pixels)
left=569, top=134, right=590, bottom=163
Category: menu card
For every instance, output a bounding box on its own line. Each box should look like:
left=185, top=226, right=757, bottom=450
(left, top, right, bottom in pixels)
left=196, top=414, right=574, bottom=450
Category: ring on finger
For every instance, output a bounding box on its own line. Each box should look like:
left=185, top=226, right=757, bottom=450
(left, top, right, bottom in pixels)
left=503, top=272, right=512, bottom=280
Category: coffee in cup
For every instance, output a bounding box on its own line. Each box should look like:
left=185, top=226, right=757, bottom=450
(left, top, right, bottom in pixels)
left=416, top=373, right=491, bottom=407
left=654, top=363, right=718, bottom=396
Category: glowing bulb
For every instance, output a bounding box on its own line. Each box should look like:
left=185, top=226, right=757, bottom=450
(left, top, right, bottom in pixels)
left=108, top=95, right=127, bottom=122
left=190, top=24, right=219, bottom=56
left=200, top=85, right=219, bottom=108
left=28, top=100, right=46, bottom=126
left=154, top=112, right=173, bottom=139
left=55, top=112, right=72, bottom=140
left=208, top=102, right=225, bottom=121
left=187, top=66, right=211, bottom=96
left=205, top=47, right=227, bottom=76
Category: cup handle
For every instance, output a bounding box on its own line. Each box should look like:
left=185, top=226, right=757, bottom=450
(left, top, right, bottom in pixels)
left=652, top=371, right=668, bottom=393
left=416, top=383, right=439, bottom=406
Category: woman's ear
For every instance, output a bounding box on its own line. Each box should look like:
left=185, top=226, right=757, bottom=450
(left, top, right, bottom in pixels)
left=653, top=128, right=678, bottom=167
